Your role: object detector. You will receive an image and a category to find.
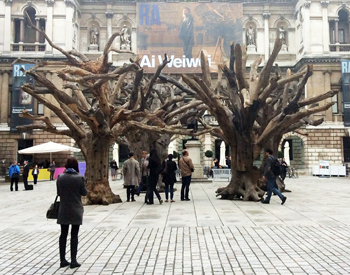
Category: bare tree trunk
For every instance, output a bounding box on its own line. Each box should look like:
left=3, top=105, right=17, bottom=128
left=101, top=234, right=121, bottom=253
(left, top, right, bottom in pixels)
left=125, top=130, right=172, bottom=191
left=216, top=166, right=265, bottom=201
left=79, top=136, right=122, bottom=205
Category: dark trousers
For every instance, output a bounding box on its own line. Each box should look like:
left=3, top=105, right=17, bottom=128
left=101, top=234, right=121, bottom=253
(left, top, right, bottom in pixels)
left=59, top=224, right=80, bottom=262
left=137, top=176, right=147, bottom=194
left=50, top=170, right=55, bottom=181
left=23, top=175, right=28, bottom=189
left=126, top=185, right=135, bottom=201
left=33, top=175, right=38, bottom=185
left=164, top=183, right=174, bottom=200
left=10, top=176, right=19, bottom=191
left=146, top=174, right=161, bottom=204
left=181, top=175, right=191, bottom=200
left=182, top=41, right=193, bottom=59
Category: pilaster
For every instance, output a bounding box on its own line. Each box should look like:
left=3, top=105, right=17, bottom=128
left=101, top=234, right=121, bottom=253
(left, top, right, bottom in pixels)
left=263, top=13, right=270, bottom=61
left=321, top=1, right=330, bottom=53
left=4, top=0, right=13, bottom=53
left=1, top=72, right=10, bottom=124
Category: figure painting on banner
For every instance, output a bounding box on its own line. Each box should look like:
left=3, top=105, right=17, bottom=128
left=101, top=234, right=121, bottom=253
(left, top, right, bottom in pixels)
left=137, top=2, right=243, bottom=73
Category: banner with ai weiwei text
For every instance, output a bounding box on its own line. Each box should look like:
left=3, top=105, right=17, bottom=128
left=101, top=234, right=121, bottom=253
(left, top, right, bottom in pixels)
left=137, top=2, right=243, bottom=73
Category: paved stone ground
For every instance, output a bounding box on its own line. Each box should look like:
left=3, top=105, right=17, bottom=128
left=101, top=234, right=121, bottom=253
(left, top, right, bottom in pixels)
left=0, top=176, right=350, bottom=274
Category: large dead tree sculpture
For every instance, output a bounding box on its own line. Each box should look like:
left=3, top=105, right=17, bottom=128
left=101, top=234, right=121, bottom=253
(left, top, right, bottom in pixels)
left=161, top=39, right=338, bottom=201
left=124, top=83, right=207, bottom=162
left=17, top=13, right=206, bottom=205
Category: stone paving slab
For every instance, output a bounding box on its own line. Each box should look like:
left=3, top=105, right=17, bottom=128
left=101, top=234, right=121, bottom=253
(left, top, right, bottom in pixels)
left=0, top=176, right=350, bottom=274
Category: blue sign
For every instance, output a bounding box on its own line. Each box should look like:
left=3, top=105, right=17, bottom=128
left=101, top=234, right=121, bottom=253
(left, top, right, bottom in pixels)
left=11, top=63, right=35, bottom=132
left=341, top=61, right=350, bottom=126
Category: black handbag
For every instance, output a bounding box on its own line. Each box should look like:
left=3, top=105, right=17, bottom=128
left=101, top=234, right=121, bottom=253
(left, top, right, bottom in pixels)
left=46, top=196, right=60, bottom=219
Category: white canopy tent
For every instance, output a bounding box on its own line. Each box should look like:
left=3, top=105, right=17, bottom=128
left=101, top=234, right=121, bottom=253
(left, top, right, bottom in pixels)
left=219, top=141, right=226, bottom=167
left=18, top=141, right=81, bottom=162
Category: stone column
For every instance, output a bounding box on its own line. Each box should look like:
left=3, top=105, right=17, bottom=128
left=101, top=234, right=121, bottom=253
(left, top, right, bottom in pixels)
left=11, top=18, right=15, bottom=45
left=1, top=72, right=9, bottom=124
left=321, top=1, right=330, bottom=52
left=263, top=13, right=270, bottom=62
left=335, top=19, right=339, bottom=52
left=335, top=19, right=339, bottom=43
left=323, top=70, right=332, bottom=121
left=3, top=0, right=12, bottom=53
left=203, top=133, right=212, bottom=168
left=131, top=27, right=137, bottom=52
left=185, top=140, right=203, bottom=179
left=303, top=1, right=311, bottom=52
left=45, top=0, right=54, bottom=53
left=19, top=18, right=25, bottom=51
left=105, top=12, right=114, bottom=61
left=35, top=18, right=40, bottom=51
left=64, top=0, right=75, bottom=51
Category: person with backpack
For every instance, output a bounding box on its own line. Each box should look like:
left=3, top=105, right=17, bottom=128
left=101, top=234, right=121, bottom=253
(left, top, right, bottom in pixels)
left=9, top=161, right=20, bottom=191
left=261, top=149, right=287, bottom=205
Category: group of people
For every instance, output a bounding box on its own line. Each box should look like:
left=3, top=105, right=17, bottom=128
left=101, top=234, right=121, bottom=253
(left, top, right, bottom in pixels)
left=122, top=149, right=194, bottom=204
left=6, top=149, right=289, bottom=270
left=8, top=160, right=56, bottom=191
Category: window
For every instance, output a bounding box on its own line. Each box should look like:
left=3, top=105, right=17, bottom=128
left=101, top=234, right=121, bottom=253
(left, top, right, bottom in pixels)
left=37, top=102, right=44, bottom=115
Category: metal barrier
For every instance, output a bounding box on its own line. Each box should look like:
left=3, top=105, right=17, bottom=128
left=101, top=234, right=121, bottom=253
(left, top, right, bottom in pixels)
left=212, top=169, right=231, bottom=181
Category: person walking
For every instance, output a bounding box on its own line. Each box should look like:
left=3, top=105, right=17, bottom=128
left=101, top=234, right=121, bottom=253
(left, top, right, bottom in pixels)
left=179, top=149, right=194, bottom=201
left=122, top=152, right=140, bottom=202
left=146, top=149, right=163, bottom=205
left=261, top=149, right=287, bottom=205
left=9, top=161, right=20, bottom=192
left=49, top=161, right=56, bottom=181
left=110, top=159, right=118, bottom=181
left=136, top=151, right=148, bottom=197
left=162, top=154, right=177, bottom=202
left=32, top=165, right=39, bottom=185
left=23, top=161, right=29, bottom=190
left=57, top=156, right=87, bottom=269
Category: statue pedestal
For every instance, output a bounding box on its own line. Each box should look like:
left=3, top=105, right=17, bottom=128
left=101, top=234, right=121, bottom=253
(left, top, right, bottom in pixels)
left=88, top=44, right=98, bottom=52
left=185, top=140, right=209, bottom=182
left=247, top=44, right=256, bottom=52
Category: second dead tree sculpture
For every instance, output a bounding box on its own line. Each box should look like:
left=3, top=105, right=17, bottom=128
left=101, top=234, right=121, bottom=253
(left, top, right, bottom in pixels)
left=17, top=13, right=207, bottom=205
left=161, top=39, right=338, bottom=201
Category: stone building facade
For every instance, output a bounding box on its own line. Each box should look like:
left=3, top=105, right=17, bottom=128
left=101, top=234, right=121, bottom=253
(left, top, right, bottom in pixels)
left=0, top=0, right=350, bottom=174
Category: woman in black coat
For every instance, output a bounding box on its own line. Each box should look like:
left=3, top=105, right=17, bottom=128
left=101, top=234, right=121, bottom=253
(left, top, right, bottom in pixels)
left=146, top=149, right=163, bottom=205
left=57, top=157, right=87, bottom=269
left=162, top=154, right=177, bottom=202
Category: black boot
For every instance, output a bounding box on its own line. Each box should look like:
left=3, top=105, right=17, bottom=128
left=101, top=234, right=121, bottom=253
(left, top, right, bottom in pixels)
left=70, top=238, right=81, bottom=269
left=59, top=237, right=70, bottom=268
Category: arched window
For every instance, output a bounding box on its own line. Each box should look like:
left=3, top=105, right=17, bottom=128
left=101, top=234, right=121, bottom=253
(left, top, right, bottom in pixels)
left=338, top=9, right=349, bottom=44
left=12, top=6, right=46, bottom=51
left=329, top=9, right=350, bottom=51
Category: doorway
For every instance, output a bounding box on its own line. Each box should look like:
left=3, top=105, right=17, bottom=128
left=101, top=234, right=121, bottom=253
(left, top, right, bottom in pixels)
left=17, top=139, right=33, bottom=165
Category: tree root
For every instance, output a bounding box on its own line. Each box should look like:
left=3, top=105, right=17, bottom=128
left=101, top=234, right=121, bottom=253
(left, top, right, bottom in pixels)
left=216, top=169, right=265, bottom=201
left=84, top=179, right=122, bottom=205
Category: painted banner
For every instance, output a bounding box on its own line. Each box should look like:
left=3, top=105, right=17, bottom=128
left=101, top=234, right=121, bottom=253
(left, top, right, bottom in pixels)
left=10, top=63, right=35, bottom=132
left=341, top=61, right=350, bottom=126
left=137, top=2, right=243, bottom=73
